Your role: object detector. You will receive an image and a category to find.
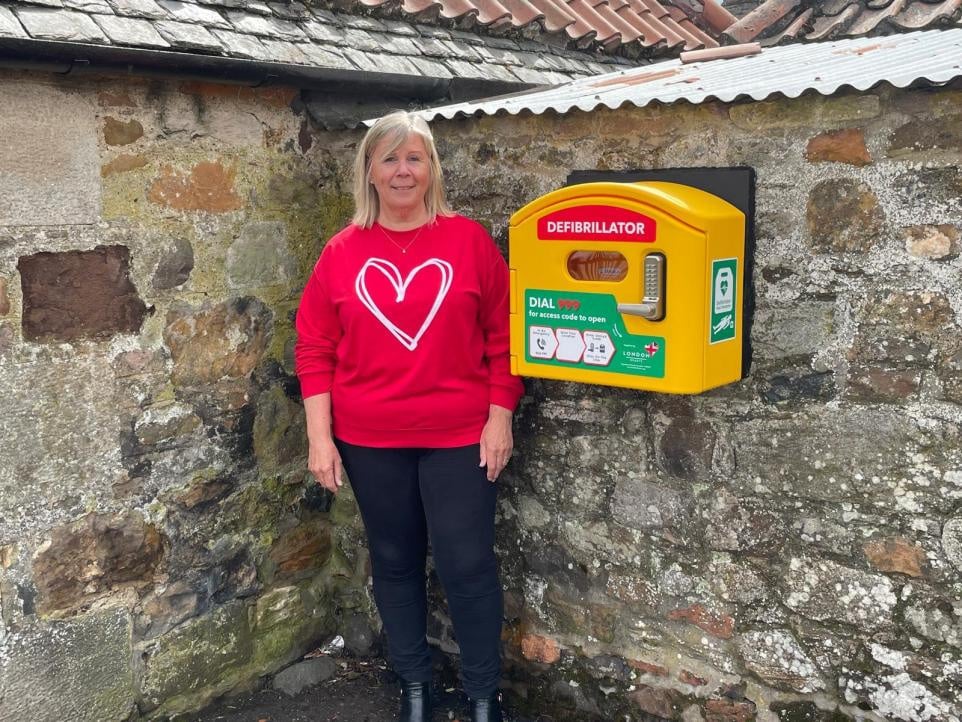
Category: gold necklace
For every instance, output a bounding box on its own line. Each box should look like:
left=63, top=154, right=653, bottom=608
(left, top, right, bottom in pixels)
left=376, top=222, right=425, bottom=254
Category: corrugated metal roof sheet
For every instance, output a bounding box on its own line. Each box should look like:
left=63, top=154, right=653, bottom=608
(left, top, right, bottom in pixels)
left=404, top=27, right=962, bottom=123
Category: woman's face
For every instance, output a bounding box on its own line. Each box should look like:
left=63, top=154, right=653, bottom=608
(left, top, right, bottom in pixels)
left=368, top=133, right=431, bottom=218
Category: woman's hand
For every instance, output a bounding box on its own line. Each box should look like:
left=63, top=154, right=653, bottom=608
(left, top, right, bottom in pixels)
left=308, top=435, right=343, bottom=493
left=304, top=393, right=341, bottom=493
left=480, top=404, right=514, bottom=482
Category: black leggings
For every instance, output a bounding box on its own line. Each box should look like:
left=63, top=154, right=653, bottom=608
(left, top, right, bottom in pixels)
left=336, top=440, right=503, bottom=699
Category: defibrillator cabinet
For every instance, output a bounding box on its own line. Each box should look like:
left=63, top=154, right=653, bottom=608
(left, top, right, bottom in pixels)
left=509, top=180, right=747, bottom=394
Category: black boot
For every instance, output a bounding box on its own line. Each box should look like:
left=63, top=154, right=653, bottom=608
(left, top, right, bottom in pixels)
left=470, top=691, right=504, bottom=722
left=397, top=679, right=432, bottom=722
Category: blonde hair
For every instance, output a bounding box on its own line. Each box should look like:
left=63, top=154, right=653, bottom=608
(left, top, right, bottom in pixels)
left=352, top=111, right=453, bottom=228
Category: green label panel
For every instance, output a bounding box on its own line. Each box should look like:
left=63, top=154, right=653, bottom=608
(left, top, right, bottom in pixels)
left=709, top=258, right=737, bottom=344
left=524, top=289, right=665, bottom=378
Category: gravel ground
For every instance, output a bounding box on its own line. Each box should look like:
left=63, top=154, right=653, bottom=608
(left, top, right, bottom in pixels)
left=187, top=657, right=548, bottom=722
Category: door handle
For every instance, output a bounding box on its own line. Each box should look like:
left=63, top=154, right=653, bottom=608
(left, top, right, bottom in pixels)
left=617, top=302, right=659, bottom=318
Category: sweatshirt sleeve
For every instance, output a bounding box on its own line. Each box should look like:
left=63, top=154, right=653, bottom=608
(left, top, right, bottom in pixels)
left=294, top=249, right=342, bottom=399
left=478, top=226, right=524, bottom=411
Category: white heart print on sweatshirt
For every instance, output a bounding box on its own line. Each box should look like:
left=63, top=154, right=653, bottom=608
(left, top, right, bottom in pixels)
left=354, top=257, right=454, bottom=351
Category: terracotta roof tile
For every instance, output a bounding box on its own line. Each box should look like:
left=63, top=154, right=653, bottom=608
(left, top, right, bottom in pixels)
left=592, top=0, right=644, bottom=43
left=614, top=2, right=669, bottom=45
left=731, top=0, right=962, bottom=44
left=467, top=0, right=513, bottom=24
left=807, top=3, right=860, bottom=39
left=531, top=0, right=577, bottom=32
left=725, top=0, right=803, bottom=43
left=348, top=0, right=720, bottom=53
left=497, top=0, right=543, bottom=25
left=565, top=0, right=620, bottom=42
left=668, top=6, right=718, bottom=46
left=626, top=0, right=687, bottom=46
left=890, top=0, right=962, bottom=29
left=847, top=0, right=906, bottom=34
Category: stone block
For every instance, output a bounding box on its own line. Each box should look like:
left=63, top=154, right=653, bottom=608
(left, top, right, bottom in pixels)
left=758, top=364, right=836, bottom=406
left=139, top=581, right=201, bottom=639
left=769, top=701, right=853, bottom=721
left=806, top=178, right=885, bottom=253
left=142, top=600, right=253, bottom=705
left=845, top=366, right=921, bottom=402
left=134, top=402, right=202, bottom=446
left=942, top=516, right=962, bottom=573
left=628, top=658, right=670, bottom=676
left=736, top=630, right=823, bottom=693
left=903, top=224, right=959, bottom=260
left=678, top=670, right=707, bottom=687
left=893, top=166, right=962, bottom=207
left=0, top=608, right=134, bottom=721
left=273, top=657, right=337, bottom=696
left=520, top=633, right=560, bottom=664
left=605, top=569, right=657, bottom=608
left=17, top=245, right=147, bottom=342
left=666, top=604, right=734, bottom=640
left=152, top=237, right=194, bottom=290
left=734, top=407, right=918, bottom=502
left=164, top=296, right=271, bottom=387
left=0, top=276, right=9, bottom=315
left=840, top=670, right=960, bottom=722
left=101, top=153, right=148, bottom=176
left=888, top=114, right=962, bottom=157
left=32, top=510, right=164, bottom=614
left=903, top=586, right=962, bottom=648
left=611, top=475, right=695, bottom=543
left=227, top=221, right=297, bottom=289
left=103, top=116, right=144, bottom=145
left=751, top=301, right=836, bottom=359
left=701, top=488, right=781, bottom=552
left=148, top=160, right=245, bottom=213
left=805, top=128, right=871, bottom=166
left=253, top=385, right=307, bottom=475
left=704, top=698, right=757, bottom=722
left=782, top=556, right=896, bottom=631
left=0, top=79, right=100, bottom=225
left=658, top=417, right=716, bottom=480
left=266, top=522, right=332, bottom=582
left=939, top=344, right=962, bottom=404
left=729, top=95, right=879, bottom=131
left=631, top=685, right=686, bottom=719
left=340, top=612, right=376, bottom=656
left=862, top=537, right=926, bottom=578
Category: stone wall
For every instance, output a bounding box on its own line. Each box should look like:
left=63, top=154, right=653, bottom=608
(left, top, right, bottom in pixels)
left=317, top=86, right=962, bottom=720
left=3, top=64, right=962, bottom=722
left=0, top=70, right=372, bottom=719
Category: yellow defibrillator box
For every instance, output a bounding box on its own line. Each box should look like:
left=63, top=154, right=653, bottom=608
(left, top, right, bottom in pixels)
left=509, top=180, right=747, bottom=394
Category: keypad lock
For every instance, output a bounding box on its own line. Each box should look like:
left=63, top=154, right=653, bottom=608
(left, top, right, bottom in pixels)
left=617, top=253, right=666, bottom=321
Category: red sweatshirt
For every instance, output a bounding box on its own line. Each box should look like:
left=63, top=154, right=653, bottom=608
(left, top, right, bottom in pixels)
left=295, top=214, right=523, bottom=448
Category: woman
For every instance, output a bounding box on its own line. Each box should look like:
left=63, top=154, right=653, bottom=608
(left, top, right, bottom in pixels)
left=294, top=110, right=523, bottom=722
